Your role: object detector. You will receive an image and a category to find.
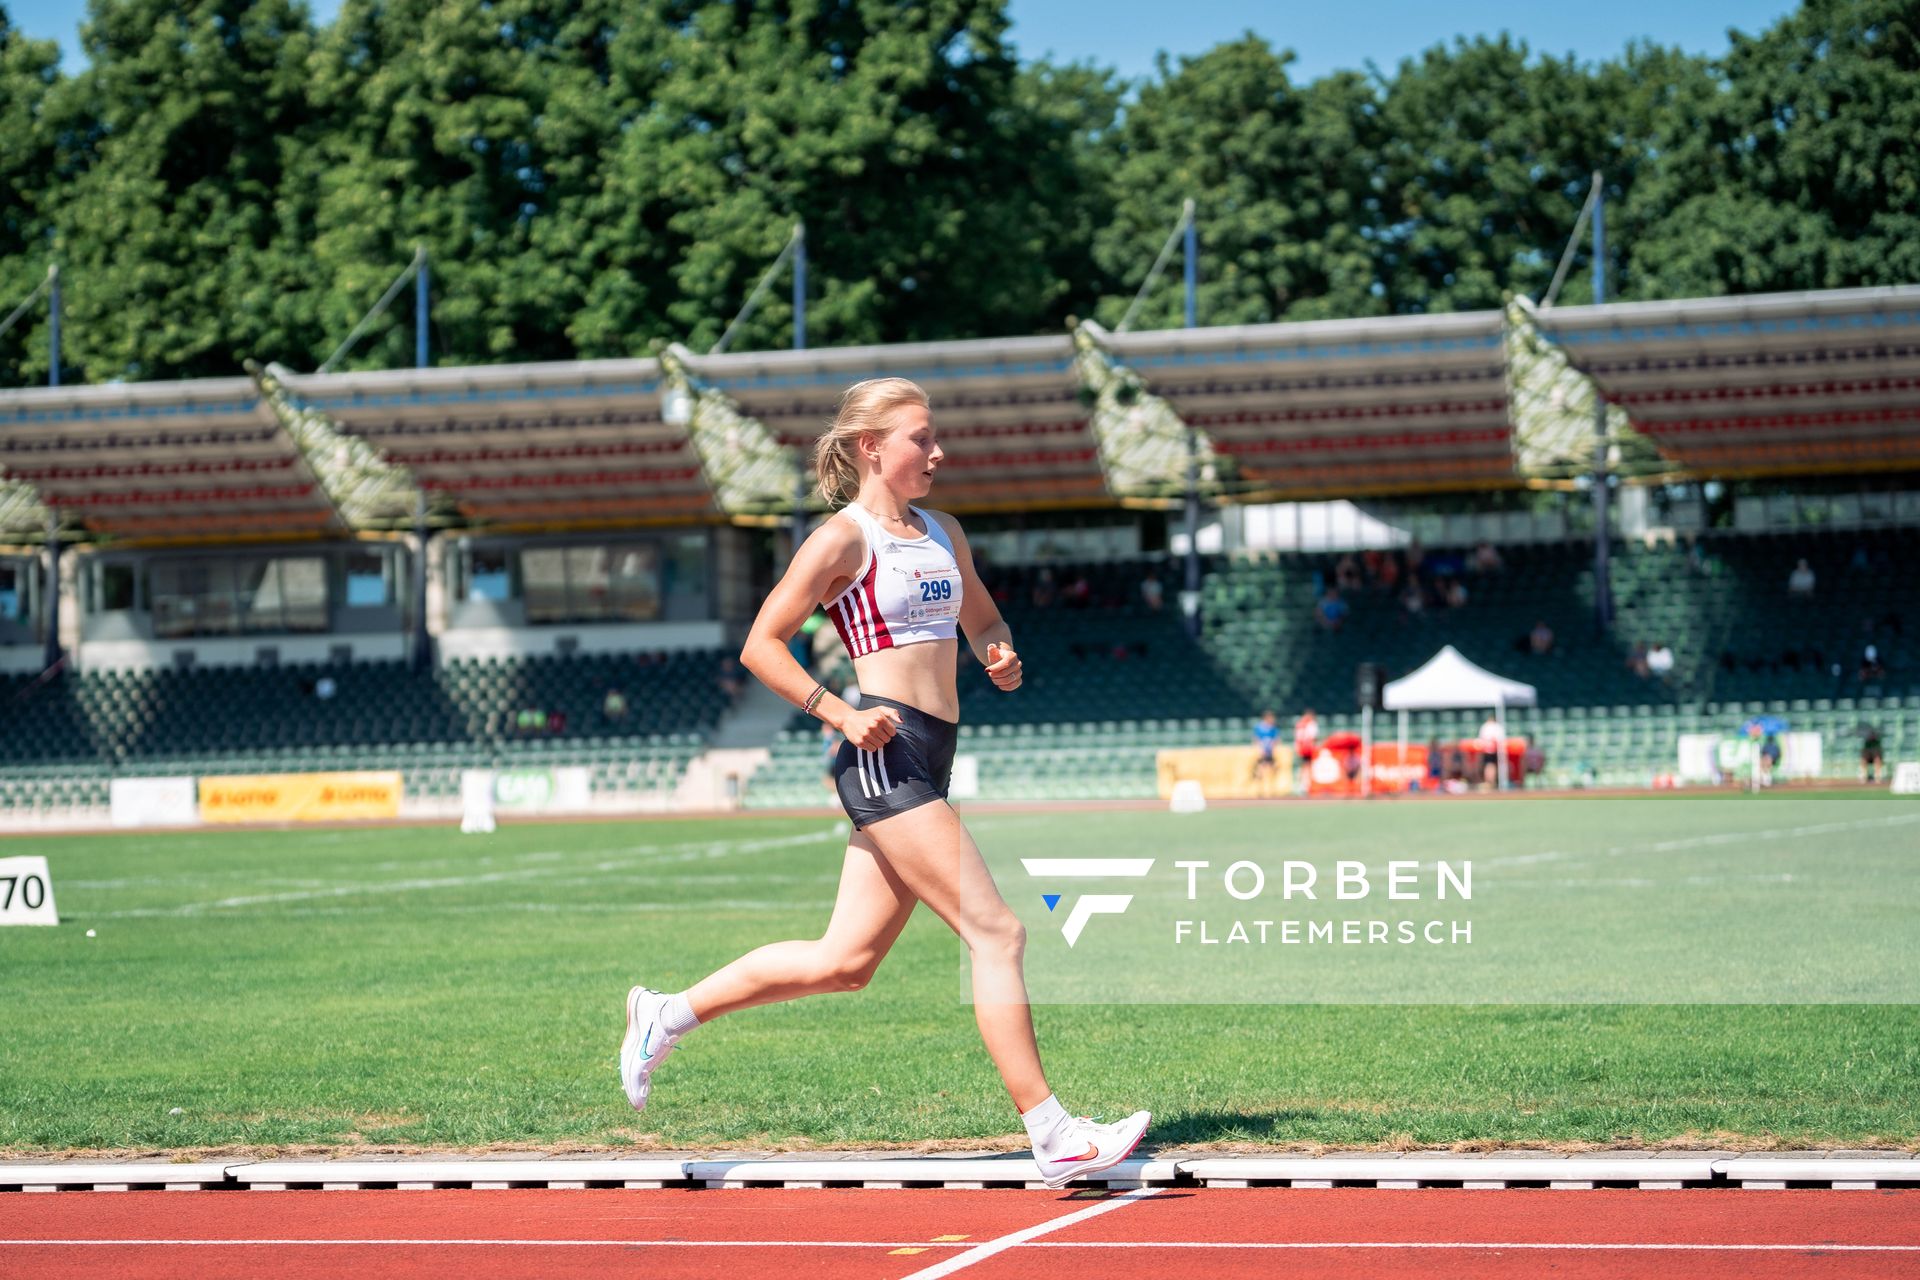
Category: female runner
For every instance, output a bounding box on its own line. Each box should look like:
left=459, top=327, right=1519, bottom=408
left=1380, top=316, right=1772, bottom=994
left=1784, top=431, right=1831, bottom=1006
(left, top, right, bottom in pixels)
left=619, top=377, right=1150, bottom=1187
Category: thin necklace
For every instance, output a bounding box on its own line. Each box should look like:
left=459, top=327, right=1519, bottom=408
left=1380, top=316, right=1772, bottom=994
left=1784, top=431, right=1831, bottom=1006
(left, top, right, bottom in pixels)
left=857, top=501, right=917, bottom=530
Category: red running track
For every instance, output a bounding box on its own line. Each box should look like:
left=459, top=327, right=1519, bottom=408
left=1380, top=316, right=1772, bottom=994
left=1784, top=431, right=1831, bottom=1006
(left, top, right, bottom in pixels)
left=2, top=1187, right=1916, bottom=1280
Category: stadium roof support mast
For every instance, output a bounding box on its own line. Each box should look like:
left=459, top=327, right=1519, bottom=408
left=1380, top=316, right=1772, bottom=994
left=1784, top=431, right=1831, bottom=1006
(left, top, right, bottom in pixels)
left=1587, top=174, right=1613, bottom=633
left=47, top=265, right=60, bottom=387
left=1180, top=199, right=1203, bottom=636
left=416, top=245, right=429, bottom=369
left=790, top=222, right=809, bottom=560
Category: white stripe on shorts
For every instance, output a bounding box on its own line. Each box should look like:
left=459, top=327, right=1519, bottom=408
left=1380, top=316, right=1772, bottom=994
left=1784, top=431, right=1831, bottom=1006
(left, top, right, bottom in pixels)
left=857, top=749, right=875, bottom=797
left=876, top=746, right=892, bottom=792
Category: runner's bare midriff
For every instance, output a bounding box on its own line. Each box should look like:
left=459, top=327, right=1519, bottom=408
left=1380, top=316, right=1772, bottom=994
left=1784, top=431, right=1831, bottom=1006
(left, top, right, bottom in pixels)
left=843, top=638, right=960, bottom=723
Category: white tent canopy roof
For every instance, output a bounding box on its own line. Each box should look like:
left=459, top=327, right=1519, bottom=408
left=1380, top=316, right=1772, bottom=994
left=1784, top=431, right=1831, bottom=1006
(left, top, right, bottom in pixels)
left=1383, top=645, right=1538, bottom=711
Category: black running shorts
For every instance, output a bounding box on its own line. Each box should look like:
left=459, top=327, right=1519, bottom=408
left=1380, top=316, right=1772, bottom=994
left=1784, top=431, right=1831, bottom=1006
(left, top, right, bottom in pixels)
left=833, top=693, right=959, bottom=829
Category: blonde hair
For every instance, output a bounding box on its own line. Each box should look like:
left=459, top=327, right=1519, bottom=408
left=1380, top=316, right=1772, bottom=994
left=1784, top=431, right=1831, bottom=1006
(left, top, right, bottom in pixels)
left=814, top=377, right=930, bottom=506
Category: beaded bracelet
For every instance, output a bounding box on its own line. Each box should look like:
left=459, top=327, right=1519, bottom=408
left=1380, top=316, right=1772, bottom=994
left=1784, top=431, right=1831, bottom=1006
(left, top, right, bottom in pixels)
left=802, top=682, right=827, bottom=715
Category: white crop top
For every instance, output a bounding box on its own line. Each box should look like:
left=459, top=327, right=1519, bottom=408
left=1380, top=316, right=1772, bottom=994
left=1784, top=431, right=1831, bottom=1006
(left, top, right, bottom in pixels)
left=825, top=504, right=964, bottom=657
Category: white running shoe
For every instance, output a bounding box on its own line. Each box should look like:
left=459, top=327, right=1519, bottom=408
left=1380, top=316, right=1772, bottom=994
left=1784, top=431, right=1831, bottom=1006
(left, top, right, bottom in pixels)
left=1032, top=1109, right=1152, bottom=1189
left=618, top=985, right=682, bottom=1112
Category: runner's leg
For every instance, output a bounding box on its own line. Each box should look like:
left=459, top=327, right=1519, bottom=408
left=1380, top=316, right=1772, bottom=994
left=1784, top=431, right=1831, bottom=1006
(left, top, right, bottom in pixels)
left=681, top=831, right=917, bottom=1019
left=858, top=800, right=1049, bottom=1111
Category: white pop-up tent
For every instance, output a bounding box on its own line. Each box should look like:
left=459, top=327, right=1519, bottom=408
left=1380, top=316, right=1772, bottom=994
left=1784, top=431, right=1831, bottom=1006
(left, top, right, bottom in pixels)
left=1383, top=646, right=1538, bottom=787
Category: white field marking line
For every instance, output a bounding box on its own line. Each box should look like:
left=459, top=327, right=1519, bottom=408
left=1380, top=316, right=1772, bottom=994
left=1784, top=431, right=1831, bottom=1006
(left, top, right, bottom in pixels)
left=8, top=1240, right=1917, bottom=1255
left=1453, top=811, right=1920, bottom=878
left=88, top=828, right=843, bottom=919
left=1504, top=872, right=1806, bottom=891
left=897, top=1186, right=1163, bottom=1279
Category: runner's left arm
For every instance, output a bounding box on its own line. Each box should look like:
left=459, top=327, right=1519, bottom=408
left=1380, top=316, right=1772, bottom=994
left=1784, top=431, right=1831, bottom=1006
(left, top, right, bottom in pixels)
left=932, top=511, right=1020, bottom=691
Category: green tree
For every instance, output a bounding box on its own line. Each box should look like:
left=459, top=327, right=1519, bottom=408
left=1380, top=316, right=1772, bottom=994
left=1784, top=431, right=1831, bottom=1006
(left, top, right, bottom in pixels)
left=1632, top=0, right=1920, bottom=296
left=0, top=9, right=67, bottom=386
left=593, top=0, right=1111, bottom=353
left=44, top=0, right=321, bottom=381
left=301, top=0, right=596, bottom=369
left=1091, top=36, right=1384, bottom=330
left=1375, top=36, right=1635, bottom=313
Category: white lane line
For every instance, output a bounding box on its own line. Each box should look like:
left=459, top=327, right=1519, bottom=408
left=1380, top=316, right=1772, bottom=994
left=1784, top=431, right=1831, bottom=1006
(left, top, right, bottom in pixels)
left=897, top=1186, right=1163, bottom=1278
left=6, top=1239, right=1917, bottom=1254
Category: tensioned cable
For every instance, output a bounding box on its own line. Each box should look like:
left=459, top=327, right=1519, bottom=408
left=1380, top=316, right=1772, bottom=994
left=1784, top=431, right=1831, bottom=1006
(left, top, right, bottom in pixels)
left=1541, top=173, right=1602, bottom=310
left=0, top=268, right=54, bottom=343
left=712, top=223, right=802, bottom=355
left=1117, top=199, right=1193, bottom=334
left=319, top=247, right=424, bottom=373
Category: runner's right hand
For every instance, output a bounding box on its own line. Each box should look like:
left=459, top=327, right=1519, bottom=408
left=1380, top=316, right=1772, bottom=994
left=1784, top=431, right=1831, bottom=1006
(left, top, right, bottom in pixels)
left=840, top=705, right=903, bottom=751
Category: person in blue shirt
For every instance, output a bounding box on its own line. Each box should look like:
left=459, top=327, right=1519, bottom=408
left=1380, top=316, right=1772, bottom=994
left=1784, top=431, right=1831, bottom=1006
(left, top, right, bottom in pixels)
left=1252, top=709, right=1280, bottom=796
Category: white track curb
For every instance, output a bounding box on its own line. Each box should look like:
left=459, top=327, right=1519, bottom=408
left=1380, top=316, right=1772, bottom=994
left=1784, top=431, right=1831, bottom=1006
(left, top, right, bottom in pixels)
left=0, top=1152, right=1913, bottom=1192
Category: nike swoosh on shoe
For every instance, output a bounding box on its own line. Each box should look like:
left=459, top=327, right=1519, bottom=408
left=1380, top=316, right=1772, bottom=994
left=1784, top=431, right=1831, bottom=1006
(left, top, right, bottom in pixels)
left=1061, top=1143, right=1099, bottom=1163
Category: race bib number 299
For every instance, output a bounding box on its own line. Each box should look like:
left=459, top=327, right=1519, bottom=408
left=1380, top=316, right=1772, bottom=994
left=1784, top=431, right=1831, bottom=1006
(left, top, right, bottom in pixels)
left=907, top=567, right=961, bottom=623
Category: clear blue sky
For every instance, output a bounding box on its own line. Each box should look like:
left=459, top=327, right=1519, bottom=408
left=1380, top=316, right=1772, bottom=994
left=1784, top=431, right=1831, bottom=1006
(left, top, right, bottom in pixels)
left=7, top=0, right=1797, bottom=81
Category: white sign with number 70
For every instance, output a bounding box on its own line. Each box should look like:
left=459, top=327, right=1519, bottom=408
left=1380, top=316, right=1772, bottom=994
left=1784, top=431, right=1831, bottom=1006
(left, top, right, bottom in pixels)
left=0, top=856, right=58, bottom=926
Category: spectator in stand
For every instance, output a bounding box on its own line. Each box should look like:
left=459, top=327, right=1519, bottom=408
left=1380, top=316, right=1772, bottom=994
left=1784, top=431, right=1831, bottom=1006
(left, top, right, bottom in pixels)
left=1521, top=742, right=1545, bottom=786
left=1405, top=539, right=1426, bottom=578
left=1529, top=619, right=1555, bottom=655
left=601, top=687, right=629, bottom=725
left=1251, top=710, right=1280, bottom=795
left=1647, top=641, right=1675, bottom=678
left=716, top=655, right=745, bottom=699
left=1139, top=570, right=1164, bottom=612
left=1293, top=708, right=1320, bottom=769
left=1858, top=722, right=1886, bottom=783
left=1627, top=642, right=1650, bottom=679
left=1399, top=581, right=1425, bottom=618
left=1376, top=552, right=1401, bottom=594
left=1314, top=587, right=1348, bottom=632
left=1859, top=644, right=1886, bottom=684
left=1472, top=541, right=1504, bottom=574
left=1335, top=553, right=1363, bottom=591
left=1064, top=572, right=1092, bottom=608
left=1788, top=558, right=1816, bottom=597
left=1425, top=738, right=1445, bottom=790
left=1444, top=577, right=1469, bottom=609
left=1030, top=567, right=1057, bottom=609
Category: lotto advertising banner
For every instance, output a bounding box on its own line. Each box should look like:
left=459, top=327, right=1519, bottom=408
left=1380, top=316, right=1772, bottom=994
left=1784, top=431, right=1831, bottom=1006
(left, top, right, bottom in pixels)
left=198, top=771, right=403, bottom=824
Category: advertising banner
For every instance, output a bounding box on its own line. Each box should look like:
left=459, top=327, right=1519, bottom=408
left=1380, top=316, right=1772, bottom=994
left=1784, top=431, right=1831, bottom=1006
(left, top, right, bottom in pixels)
left=109, top=776, right=198, bottom=828
left=1157, top=746, right=1292, bottom=800
left=459, top=767, right=593, bottom=816
left=198, top=772, right=403, bottom=824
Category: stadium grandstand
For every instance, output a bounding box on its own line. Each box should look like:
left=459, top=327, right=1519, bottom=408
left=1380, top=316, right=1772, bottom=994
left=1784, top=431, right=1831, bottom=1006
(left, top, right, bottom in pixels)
left=2, top=283, right=1918, bottom=825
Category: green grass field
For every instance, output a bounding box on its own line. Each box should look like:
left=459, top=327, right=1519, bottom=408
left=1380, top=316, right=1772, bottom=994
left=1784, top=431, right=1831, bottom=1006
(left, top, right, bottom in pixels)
left=2, top=794, right=1916, bottom=1154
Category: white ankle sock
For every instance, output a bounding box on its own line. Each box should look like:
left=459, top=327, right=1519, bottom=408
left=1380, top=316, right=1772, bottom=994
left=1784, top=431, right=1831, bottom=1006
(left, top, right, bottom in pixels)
left=1020, top=1094, right=1072, bottom=1154
left=661, top=993, right=701, bottom=1037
